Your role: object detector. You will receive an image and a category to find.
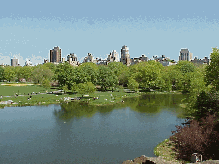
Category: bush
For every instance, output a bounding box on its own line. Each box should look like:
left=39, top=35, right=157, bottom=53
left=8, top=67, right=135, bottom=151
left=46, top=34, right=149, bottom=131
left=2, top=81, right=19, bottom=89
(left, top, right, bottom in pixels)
left=170, top=113, right=219, bottom=161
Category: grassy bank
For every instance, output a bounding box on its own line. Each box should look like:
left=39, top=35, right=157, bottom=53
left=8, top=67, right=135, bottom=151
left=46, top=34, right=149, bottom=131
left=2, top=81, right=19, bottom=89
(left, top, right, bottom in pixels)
left=0, top=87, right=145, bottom=108
left=154, top=138, right=191, bottom=163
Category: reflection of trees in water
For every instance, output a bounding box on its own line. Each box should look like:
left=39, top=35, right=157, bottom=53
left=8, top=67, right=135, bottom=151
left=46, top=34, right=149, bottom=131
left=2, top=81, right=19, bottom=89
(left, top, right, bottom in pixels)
left=54, top=94, right=188, bottom=120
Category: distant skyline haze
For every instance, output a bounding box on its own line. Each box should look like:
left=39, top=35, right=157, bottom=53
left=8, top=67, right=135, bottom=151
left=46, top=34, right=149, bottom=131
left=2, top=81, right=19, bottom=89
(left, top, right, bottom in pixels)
left=1, top=0, right=219, bottom=65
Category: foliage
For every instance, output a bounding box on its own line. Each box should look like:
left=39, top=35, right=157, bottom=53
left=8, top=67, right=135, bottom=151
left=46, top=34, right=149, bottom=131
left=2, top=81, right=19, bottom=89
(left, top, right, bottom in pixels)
left=204, top=47, right=219, bottom=91
left=63, top=85, right=69, bottom=94
left=76, top=62, right=98, bottom=84
left=130, top=61, right=163, bottom=90
left=170, top=113, right=219, bottom=161
left=0, top=66, right=4, bottom=81
left=42, top=78, right=51, bottom=89
left=3, top=66, right=15, bottom=82
left=97, top=65, right=118, bottom=91
left=71, top=82, right=78, bottom=93
left=76, top=82, right=96, bottom=96
left=55, top=62, right=76, bottom=89
left=108, top=62, right=129, bottom=86
left=127, top=78, right=139, bottom=91
left=32, top=65, right=54, bottom=84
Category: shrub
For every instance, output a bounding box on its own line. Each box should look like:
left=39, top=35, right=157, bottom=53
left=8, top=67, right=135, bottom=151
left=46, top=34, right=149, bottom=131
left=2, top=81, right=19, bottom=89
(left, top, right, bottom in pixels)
left=170, top=113, right=219, bottom=161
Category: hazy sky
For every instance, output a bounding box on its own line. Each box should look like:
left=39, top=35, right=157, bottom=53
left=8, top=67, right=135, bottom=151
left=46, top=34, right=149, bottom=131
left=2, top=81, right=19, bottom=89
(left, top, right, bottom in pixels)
left=1, top=0, right=219, bottom=65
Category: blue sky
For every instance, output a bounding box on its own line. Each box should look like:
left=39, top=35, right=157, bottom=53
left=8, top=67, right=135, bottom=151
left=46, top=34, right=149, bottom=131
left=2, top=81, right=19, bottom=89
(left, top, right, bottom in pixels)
left=1, top=0, right=219, bottom=65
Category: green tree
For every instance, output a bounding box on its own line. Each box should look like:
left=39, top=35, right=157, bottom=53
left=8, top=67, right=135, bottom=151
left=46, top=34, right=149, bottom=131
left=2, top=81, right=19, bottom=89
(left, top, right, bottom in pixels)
left=76, top=62, right=98, bottom=84
left=71, top=82, right=78, bottom=94
left=127, top=78, right=139, bottom=91
left=55, top=62, right=76, bottom=89
left=3, top=66, right=15, bottom=82
left=32, top=65, right=53, bottom=84
left=63, top=85, right=69, bottom=94
left=175, top=60, right=195, bottom=92
left=0, top=66, right=4, bottom=81
left=17, top=66, right=33, bottom=82
left=42, top=78, right=51, bottom=89
left=204, top=47, right=219, bottom=91
left=108, top=62, right=129, bottom=86
left=76, top=82, right=96, bottom=97
left=130, top=61, right=163, bottom=90
left=97, top=65, right=118, bottom=91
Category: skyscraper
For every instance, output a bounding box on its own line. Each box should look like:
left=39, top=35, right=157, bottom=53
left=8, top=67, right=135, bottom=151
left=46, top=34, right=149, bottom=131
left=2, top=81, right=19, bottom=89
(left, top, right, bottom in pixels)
left=179, top=48, right=192, bottom=61
left=11, top=57, right=19, bottom=66
left=120, top=45, right=131, bottom=66
left=50, top=46, right=61, bottom=63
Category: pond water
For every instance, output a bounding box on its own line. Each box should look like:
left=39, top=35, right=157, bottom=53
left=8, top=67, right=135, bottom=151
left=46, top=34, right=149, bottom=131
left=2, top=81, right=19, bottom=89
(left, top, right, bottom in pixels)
left=0, top=93, right=189, bottom=164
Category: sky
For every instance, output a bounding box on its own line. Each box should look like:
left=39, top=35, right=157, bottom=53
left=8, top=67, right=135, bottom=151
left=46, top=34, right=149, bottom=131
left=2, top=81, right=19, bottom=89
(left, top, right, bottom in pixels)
left=1, top=0, right=219, bottom=66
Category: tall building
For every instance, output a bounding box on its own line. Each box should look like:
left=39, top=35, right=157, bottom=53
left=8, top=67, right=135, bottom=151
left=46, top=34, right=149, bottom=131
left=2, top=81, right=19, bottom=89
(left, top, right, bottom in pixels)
left=107, top=50, right=119, bottom=62
left=120, top=45, right=131, bottom=66
left=67, top=53, right=79, bottom=66
left=179, top=48, right=192, bottom=61
left=11, top=57, right=19, bottom=66
left=50, top=46, right=61, bottom=63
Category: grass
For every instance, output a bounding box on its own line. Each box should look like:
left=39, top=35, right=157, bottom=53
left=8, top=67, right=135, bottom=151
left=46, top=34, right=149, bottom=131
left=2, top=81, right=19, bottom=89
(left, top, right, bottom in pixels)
left=154, top=138, right=191, bottom=163
left=0, top=85, right=145, bottom=108
left=0, top=84, right=56, bottom=96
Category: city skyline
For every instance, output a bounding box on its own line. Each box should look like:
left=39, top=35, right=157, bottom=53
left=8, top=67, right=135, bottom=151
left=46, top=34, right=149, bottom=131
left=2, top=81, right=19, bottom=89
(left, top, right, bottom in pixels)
left=1, top=0, right=219, bottom=65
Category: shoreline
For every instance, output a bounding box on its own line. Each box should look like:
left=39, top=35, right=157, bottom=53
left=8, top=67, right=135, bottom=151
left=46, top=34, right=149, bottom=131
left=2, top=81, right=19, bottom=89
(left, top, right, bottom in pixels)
left=0, top=90, right=184, bottom=109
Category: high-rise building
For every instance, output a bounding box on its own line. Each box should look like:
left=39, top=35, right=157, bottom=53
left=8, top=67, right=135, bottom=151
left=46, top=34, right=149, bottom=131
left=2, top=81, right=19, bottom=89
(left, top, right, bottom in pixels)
left=67, top=53, right=79, bottom=66
left=179, top=48, right=192, bottom=61
left=50, top=46, right=61, bottom=63
left=11, top=57, right=19, bottom=66
left=120, top=45, right=131, bottom=66
left=107, top=50, right=119, bottom=62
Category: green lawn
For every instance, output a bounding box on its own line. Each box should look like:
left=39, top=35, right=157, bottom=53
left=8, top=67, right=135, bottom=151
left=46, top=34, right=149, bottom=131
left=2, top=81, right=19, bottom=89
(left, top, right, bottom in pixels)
left=0, top=84, right=56, bottom=96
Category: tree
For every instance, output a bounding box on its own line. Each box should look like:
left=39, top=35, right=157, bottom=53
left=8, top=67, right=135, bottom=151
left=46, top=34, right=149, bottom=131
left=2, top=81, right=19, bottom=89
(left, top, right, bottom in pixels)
left=17, top=66, right=33, bottom=82
left=76, top=62, right=98, bottom=84
left=130, top=61, right=163, bottom=90
left=42, top=78, right=51, bottom=89
left=32, top=65, right=54, bottom=84
left=175, top=60, right=195, bottom=92
left=3, top=66, right=15, bottom=82
left=0, top=66, right=4, bottom=81
left=76, top=82, right=96, bottom=97
left=127, top=78, right=139, bottom=91
left=71, top=82, right=78, bottom=94
left=63, top=85, right=69, bottom=94
left=55, top=62, right=76, bottom=89
left=97, top=65, right=118, bottom=91
left=108, top=62, right=129, bottom=86
left=204, top=47, right=219, bottom=91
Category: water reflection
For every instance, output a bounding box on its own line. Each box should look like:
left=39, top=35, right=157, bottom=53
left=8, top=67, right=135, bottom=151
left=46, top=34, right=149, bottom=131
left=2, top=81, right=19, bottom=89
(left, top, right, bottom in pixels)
left=54, top=94, right=188, bottom=120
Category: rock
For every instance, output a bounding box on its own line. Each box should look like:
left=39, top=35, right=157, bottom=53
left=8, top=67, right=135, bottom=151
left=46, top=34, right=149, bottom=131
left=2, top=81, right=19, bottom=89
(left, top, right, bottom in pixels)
left=123, top=155, right=156, bottom=164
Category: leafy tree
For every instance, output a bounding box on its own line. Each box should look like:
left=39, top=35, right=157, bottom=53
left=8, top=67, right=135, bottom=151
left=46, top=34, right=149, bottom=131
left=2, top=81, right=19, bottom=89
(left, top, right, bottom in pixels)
left=71, top=82, right=78, bottom=94
left=63, top=85, right=69, bottom=94
left=108, top=62, right=129, bottom=86
left=130, top=61, right=163, bottom=90
left=42, top=78, right=51, bottom=89
left=17, top=66, right=33, bottom=82
left=32, top=65, right=53, bottom=84
left=76, top=82, right=96, bottom=97
left=3, top=66, right=15, bottom=82
left=128, top=78, right=139, bottom=91
left=97, top=65, right=118, bottom=91
left=55, top=62, right=76, bottom=89
left=175, top=60, right=195, bottom=92
left=0, top=66, right=4, bottom=81
left=76, top=62, right=98, bottom=84
left=204, top=47, right=219, bottom=91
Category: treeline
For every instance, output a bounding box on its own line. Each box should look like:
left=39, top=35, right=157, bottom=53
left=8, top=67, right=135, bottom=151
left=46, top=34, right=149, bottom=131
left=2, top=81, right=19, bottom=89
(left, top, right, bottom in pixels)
left=0, top=57, right=208, bottom=93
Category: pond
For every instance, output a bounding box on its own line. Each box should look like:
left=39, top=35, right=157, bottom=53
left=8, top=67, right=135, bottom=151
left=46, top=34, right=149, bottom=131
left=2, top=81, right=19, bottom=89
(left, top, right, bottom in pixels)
left=0, top=93, right=188, bottom=164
